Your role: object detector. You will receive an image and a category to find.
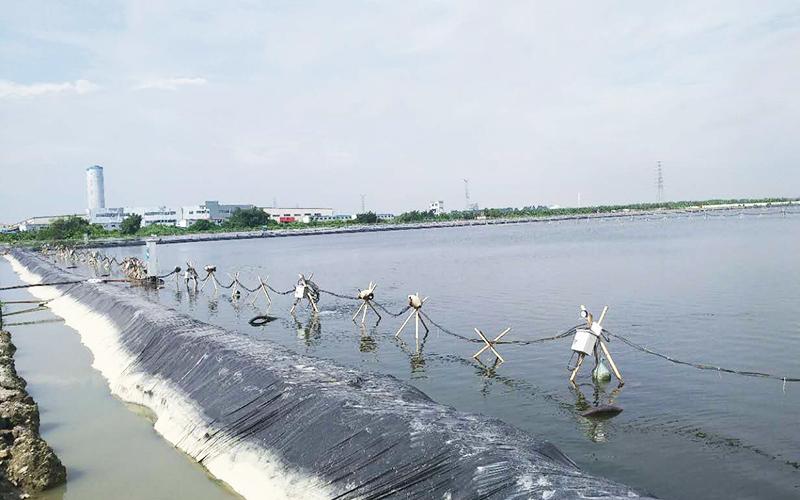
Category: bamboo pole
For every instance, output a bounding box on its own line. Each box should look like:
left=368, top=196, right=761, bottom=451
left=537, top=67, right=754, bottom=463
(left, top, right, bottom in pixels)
left=367, top=301, right=382, bottom=320
left=352, top=302, right=365, bottom=321
left=395, top=310, right=414, bottom=337
left=414, top=310, right=420, bottom=345
left=599, top=341, right=624, bottom=384
left=570, top=353, right=585, bottom=383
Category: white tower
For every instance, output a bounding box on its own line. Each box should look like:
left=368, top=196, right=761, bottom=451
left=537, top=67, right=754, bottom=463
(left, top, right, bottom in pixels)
left=86, top=165, right=105, bottom=210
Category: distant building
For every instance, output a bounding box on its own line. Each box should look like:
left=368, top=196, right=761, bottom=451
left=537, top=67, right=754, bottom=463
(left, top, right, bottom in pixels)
left=261, top=207, right=334, bottom=224
left=177, top=201, right=255, bottom=227
left=18, top=214, right=87, bottom=232
left=86, top=165, right=105, bottom=210
left=88, top=208, right=126, bottom=230
left=376, top=213, right=395, bottom=221
left=429, top=200, right=445, bottom=216
left=87, top=201, right=254, bottom=229
left=88, top=206, right=179, bottom=229
left=306, top=214, right=356, bottom=223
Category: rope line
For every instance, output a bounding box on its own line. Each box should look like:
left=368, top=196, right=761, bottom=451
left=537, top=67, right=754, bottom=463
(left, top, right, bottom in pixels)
left=266, top=284, right=294, bottom=295
left=319, top=289, right=359, bottom=301
left=1, top=305, right=47, bottom=317
left=605, top=329, right=800, bottom=383
left=31, top=248, right=800, bottom=385
left=372, top=301, right=411, bottom=317
left=421, top=311, right=580, bottom=345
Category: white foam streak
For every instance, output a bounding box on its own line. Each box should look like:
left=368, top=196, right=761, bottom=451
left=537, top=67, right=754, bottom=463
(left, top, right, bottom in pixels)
left=4, top=255, right=334, bottom=500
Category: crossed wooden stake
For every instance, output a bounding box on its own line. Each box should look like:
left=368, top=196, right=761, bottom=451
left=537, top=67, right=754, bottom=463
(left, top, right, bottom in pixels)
left=473, top=327, right=511, bottom=363
left=569, top=305, right=624, bottom=385
left=290, top=273, right=319, bottom=315
left=352, top=281, right=381, bottom=324
left=249, top=275, right=272, bottom=308
left=395, top=293, right=428, bottom=348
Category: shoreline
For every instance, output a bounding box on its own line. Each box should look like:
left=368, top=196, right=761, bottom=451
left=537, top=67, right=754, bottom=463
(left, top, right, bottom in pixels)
left=7, top=201, right=799, bottom=251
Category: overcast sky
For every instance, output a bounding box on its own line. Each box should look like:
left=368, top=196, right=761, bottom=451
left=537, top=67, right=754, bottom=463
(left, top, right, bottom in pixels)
left=1, top=1, right=798, bottom=222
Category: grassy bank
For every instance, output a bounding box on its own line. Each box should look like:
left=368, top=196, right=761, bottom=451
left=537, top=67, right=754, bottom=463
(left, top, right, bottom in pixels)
left=1, top=197, right=796, bottom=245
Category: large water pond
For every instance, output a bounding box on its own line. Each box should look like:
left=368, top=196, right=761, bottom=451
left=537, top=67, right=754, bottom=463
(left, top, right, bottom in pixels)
left=61, top=209, right=800, bottom=498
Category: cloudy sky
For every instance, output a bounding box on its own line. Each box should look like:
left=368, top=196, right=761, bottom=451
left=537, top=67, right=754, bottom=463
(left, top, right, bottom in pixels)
left=1, top=1, right=798, bottom=222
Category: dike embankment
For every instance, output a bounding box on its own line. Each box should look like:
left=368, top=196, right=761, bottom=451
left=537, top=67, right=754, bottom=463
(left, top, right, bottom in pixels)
left=3, top=248, right=655, bottom=499
left=0, top=329, right=66, bottom=499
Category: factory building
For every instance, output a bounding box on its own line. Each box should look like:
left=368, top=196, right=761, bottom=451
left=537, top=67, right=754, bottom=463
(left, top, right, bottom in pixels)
left=88, top=207, right=179, bottom=229
left=177, top=201, right=255, bottom=227
left=261, top=207, right=334, bottom=224
left=429, top=200, right=445, bottom=216
left=17, top=214, right=88, bottom=232
left=88, top=201, right=254, bottom=229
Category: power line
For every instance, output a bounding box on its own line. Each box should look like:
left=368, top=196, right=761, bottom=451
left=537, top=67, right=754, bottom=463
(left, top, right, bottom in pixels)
left=656, top=161, right=664, bottom=202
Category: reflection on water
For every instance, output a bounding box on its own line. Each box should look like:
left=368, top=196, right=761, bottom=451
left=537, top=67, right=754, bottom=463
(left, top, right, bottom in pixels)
left=293, top=315, right=322, bottom=345
left=571, top=383, right=624, bottom=443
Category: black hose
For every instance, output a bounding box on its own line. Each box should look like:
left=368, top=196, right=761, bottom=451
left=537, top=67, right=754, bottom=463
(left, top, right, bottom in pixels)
left=249, top=315, right=277, bottom=327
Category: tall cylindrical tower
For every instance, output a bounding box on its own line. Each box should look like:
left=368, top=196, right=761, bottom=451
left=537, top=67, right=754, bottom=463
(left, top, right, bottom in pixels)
left=86, top=165, right=105, bottom=210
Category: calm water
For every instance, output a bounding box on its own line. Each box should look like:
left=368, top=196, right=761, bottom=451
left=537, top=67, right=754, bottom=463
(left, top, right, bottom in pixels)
left=35, top=209, right=800, bottom=498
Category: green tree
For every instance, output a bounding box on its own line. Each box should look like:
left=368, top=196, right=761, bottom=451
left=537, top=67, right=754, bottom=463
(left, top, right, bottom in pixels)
left=189, top=219, right=216, bottom=231
left=355, top=211, right=378, bottom=223
left=120, top=214, right=142, bottom=235
left=43, top=216, right=91, bottom=240
left=393, top=210, right=435, bottom=223
left=226, top=208, right=270, bottom=228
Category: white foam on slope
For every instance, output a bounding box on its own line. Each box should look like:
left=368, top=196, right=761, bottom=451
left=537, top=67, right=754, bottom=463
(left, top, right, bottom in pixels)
left=5, top=255, right=335, bottom=500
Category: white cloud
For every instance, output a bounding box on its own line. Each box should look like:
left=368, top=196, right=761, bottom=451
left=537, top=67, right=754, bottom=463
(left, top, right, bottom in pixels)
left=134, top=77, right=207, bottom=90
left=0, top=79, right=99, bottom=98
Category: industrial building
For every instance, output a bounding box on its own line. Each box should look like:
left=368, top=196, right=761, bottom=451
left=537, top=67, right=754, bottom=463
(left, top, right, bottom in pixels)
left=177, top=201, right=255, bottom=227
left=88, top=201, right=255, bottom=229
left=261, top=207, right=335, bottom=224
left=11, top=166, right=364, bottom=232
left=429, top=200, right=445, bottom=216
left=17, top=214, right=87, bottom=232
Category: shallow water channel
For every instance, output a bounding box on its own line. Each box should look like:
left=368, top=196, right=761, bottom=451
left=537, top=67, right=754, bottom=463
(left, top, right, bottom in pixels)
left=0, top=264, right=240, bottom=499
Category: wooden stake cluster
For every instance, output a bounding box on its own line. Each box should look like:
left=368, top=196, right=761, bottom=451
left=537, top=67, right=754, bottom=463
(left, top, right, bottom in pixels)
left=201, top=265, right=218, bottom=292
left=184, top=261, right=199, bottom=291
left=352, top=281, right=381, bottom=324
left=569, top=305, right=624, bottom=385
left=395, top=293, right=428, bottom=349
left=290, top=273, right=319, bottom=314
left=229, top=272, right=242, bottom=300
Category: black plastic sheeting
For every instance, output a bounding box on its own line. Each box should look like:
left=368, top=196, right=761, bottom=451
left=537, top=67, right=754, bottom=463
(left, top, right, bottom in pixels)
left=9, top=250, right=653, bottom=499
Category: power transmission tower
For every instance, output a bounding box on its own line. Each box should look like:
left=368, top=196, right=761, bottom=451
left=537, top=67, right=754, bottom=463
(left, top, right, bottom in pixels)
left=463, top=179, right=470, bottom=210
left=656, top=161, right=664, bottom=202
left=360, top=194, right=366, bottom=213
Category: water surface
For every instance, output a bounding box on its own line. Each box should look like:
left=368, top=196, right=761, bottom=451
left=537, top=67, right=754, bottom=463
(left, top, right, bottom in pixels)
left=54, top=209, right=800, bottom=498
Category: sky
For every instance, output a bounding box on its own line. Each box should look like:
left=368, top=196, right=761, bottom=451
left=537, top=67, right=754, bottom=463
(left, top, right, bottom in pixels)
left=1, top=0, right=799, bottom=222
